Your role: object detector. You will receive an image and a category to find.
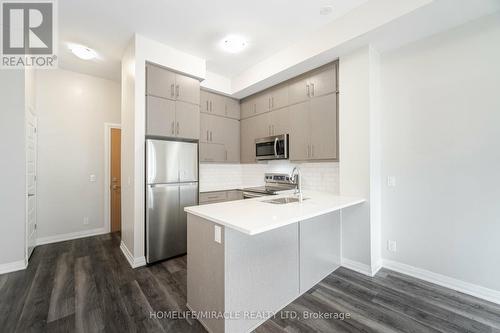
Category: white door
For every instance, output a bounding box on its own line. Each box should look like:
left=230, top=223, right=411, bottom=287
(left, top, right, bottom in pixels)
left=26, top=111, right=37, bottom=260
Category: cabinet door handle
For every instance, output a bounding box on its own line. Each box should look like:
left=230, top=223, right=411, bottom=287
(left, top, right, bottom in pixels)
left=306, top=84, right=310, bottom=97
left=311, top=83, right=315, bottom=97
left=176, top=122, right=180, bottom=135
left=272, top=97, right=274, bottom=108
left=206, top=130, right=209, bottom=141
left=268, top=97, right=271, bottom=109
left=171, top=84, right=175, bottom=98
left=206, top=100, right=209, bottom=111
left=210, top=100, right=212, bottom=112
left=210, top=131, right=212, bottom=142
left=254, top=104, right=256, bottom=114
left=171, top=121, right=175, bottom=135
left=225, top=150, right=228, bottom=161
left=176, top=85, right=179, bottom=98
left=311, top=145, right=314, bottom=157
left=307, top=145, right=310, bottom=158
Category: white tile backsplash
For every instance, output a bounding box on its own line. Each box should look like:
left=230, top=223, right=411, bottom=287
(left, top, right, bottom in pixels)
left=200, top=161, right=339, bottom=194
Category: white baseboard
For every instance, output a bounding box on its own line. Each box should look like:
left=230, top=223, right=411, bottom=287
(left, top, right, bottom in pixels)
left=36, top=227, right=108, bottom=246
left=342, top=258, right=380, bottom=277
left=119, top=241, right=146, bottom=268
left=0, top=258, right=27, bottom=275
left=383, top=259, right=500, bottom=305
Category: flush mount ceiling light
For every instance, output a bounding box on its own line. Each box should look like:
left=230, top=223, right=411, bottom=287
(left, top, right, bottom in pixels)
left=320, top=5, right=333, bottom=15
left=219, top=35, right=247, bottom=54
left=69, top=43, right=98, bottom=60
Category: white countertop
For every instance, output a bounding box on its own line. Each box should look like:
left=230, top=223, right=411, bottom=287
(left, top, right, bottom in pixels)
left=185, top=191, right=365, bottom=235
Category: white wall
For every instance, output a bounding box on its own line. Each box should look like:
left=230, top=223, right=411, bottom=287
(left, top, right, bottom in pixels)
left=0, top=70, right=26, bottom=268
left=199, top=161, right=340, bottom=194
left=339, top=46, right=381, bottom=271
left=380, top=13, right=500, bottom=291
left=35, top=69, right=120, bottom=241
left=120, top=41, right=136, bottom=256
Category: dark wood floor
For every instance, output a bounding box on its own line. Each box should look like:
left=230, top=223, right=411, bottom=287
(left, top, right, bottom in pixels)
left=1, top=233, right=499, bottom=333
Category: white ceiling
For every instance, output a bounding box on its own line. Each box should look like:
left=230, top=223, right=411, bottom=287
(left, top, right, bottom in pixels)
left=58, top=0, right=369, bottom=81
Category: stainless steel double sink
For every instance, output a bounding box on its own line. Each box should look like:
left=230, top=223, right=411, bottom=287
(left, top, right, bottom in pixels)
left=263, top=196, right=309, bottom=205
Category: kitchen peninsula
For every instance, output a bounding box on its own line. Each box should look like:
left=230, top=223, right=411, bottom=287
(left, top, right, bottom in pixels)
left=184, top=191, right=364, bottom=333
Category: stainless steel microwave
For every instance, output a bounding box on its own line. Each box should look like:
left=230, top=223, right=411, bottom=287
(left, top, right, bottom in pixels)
left=255, top=134, right=289, bottom=161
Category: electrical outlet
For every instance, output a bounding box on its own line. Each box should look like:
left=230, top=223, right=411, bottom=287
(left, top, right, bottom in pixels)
left=387, top=176, right=396, bottom=187
left=387, top=240, right=397, bottom=252
left=214, top=225, right=221, bottom=244
left=83, top=217, right=89, bottom=225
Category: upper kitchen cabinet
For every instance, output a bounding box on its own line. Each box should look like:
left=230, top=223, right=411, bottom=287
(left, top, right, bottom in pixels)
left=146, top=64, right=200, bottom=105
left=308, top=63, right=337, bottom=98
left=146, top=96, right=200, bottom=140
left=309, top=93, right=337, bottom=160
left=288, top=93, right=337, bottom=161
left=175, top=74, right=201, bottom=105
left=240, top=92, right=270, bottom=119
left=200, top=90, right=240, bottom=120
left=269, top=85, right=288, bottom=111
left=146, top=64, right=176, bottom=99
left=240, top=113, right=269, bottom=163
left=288, top=63, right=337, bottom=105
left=225, top=98, right=240, bottom=120
left=146, top=95, right=176, bottom=137
left=200, top=113, right=240, bottom=163
left=175, top=101, right=200, bottom=140
left=288, top=77, right=310, bottom=105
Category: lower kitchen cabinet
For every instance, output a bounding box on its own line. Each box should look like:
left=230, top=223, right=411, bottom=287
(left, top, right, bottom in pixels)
left=199, top=190, right=243, bottom=205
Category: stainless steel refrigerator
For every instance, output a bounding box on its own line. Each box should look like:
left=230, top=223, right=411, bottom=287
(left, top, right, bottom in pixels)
left=146, top=139, right=198, bottom=264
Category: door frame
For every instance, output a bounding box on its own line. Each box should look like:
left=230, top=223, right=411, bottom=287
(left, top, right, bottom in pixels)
left=25, top=109, right=37, bottom=263
left=104, top=123, right=121, bottom=233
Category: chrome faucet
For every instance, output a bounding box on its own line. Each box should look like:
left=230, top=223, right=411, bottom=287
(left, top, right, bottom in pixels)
left=291, top=166, right=303, bottom=203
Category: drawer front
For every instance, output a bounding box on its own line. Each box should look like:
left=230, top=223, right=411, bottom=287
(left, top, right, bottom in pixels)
left=199, top=191, right=228, bottom=204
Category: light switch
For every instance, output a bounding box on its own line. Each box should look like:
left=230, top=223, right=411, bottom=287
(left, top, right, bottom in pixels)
left=214, top=225, right=221, bottom=244
left=89, top=174, right=96, bottom=182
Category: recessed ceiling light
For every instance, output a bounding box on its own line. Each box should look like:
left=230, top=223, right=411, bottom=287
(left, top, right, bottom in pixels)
left=320, top=6, right=333, bottom=15
left=69, top=43, right=98, bottom=60
left=219, top=35, right=247, bottom=54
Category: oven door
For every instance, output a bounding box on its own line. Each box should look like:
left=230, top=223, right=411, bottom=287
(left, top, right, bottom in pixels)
left=255, top=134, right=288, bottom=160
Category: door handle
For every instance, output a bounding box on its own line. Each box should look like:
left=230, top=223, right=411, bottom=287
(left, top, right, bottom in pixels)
left=171, top=84, right=174, bottom=97
left=225, top=150, right=228, bottom=161
left=176, top=122, right=180, bottom=135
left=176, top=85, right=179, bottom=98
left=274, top=137, right=278, bottom=157
left=27, top=193, right=35, bottom=197
left=171, top=121, right=175, bottom=135
left=210, top=100, right=212, bottom=112
left=210, top=131, right=212, bottom=142
left=306, top=84, right=310, bottom=97
left=206, top=130, right=209, bottom=141
left=112, top=185, right=121, bottom=190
